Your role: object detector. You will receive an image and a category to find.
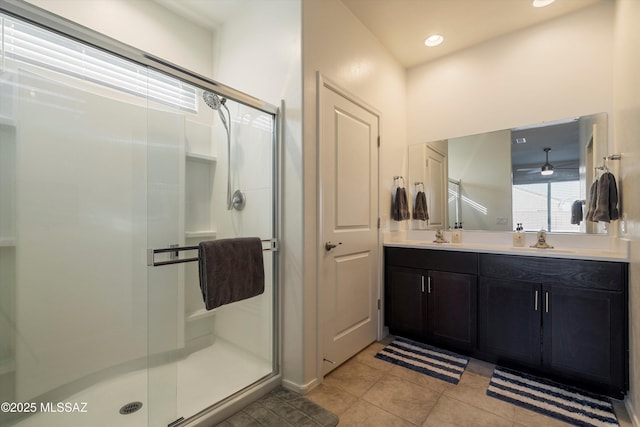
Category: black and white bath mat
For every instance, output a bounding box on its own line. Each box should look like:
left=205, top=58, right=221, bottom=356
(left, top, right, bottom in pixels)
left=487, top=366, right=619, bottom=427
left=374, top=337, right=469, bottom=384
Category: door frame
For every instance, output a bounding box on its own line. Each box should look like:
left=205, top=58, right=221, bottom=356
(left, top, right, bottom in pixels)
left=315, top=72, right=381, bottom=380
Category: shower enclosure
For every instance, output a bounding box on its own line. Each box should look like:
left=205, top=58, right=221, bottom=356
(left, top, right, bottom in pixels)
left=0, top=8, right=279, bottom=427
left=448, top=178, right=462, bottom=227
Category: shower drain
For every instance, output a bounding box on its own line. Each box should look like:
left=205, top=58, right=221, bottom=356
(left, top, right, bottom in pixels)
left=119, top=401, right=143, bottom=415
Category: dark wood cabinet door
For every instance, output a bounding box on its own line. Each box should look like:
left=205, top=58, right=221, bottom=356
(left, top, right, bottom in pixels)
left=478, top=277, right=541, bottom=367
left=385, top=266, right=426, bottom=340
left=543, top=284, right=626, bottom=396
left=427, top=271, right=477, bottom=351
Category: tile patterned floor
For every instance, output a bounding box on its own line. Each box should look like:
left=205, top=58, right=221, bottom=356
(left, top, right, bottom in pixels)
left=305, top=339, right=634, bottom=427
left=217, top=387, right=339, bottom=426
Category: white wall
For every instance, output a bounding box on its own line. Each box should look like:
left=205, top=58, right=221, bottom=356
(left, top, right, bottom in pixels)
left=208, top=0, right=304, bottom=392
left=302, top=0, right=407, bottom=390
left=24, top=0, right=214, bottom=77
left=613, top=0, right=640, bottom=424
left=407, top=1, right=614, bottom=144
left=448, top=130, right=512, bottom=231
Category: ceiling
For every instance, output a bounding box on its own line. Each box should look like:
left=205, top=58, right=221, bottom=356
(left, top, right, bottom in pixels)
left=153, top=0, right=248, bottom=30
left=153, top=0, right=603, bottom=69
left=511, top=120, right=579, bottom=168
left=341, top=0, right=604, bottom=68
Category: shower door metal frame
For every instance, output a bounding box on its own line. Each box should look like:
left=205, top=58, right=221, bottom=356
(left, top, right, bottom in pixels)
left=0, top=1, right=282, bottom=425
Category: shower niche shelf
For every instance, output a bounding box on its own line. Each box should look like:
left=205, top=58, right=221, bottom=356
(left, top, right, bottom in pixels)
left=185, top=230, right=216, bottom=239
left=184, top=120, right=216, bottom=239
left=0, top=238, right=15, bottom=247
left=0, top=115, right=16, bottom=128
left=185, top=151, right=216, bottom=163
left=187, top=308, right=216, bottom=322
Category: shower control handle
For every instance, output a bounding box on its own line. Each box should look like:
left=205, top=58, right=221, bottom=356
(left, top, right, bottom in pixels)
left=325, top=241, right=342, bottom=251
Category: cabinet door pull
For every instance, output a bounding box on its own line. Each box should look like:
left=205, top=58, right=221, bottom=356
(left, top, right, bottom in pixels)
left=421, top=275, right=425, bottom=293
left=534, top=290, right=539, bottom=311
left=545, top=291, right=549, bottom=313
left=428, top=276, right=432, bottom=293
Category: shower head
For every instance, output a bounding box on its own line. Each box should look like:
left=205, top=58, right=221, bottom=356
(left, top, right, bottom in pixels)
left=202, top=91, right=226, bottom=110
left=203, top=90, right=229, bottom=137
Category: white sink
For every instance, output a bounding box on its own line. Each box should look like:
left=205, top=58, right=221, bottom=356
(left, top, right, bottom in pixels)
left=511, top=247, right=575, bottom=254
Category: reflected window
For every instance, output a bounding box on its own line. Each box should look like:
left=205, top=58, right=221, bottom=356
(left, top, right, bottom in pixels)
left=513, top=181, right=580, bottom=232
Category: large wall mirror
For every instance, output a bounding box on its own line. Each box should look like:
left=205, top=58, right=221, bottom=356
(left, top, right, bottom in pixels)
left=408, top=113, right=607, bottom=234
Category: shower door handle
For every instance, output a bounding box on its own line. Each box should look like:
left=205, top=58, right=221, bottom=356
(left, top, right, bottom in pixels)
left=325, top=241, right=342, bottom=251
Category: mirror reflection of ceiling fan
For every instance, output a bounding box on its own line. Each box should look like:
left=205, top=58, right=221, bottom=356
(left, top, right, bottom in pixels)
left=515, top=147, right=579, bottom=175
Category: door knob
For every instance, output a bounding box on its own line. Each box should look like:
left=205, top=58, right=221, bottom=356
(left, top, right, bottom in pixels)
left=325, top=241, right=342, bottom=251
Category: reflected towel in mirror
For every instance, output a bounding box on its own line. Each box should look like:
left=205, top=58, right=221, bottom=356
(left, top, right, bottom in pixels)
left=570, top=200, right=583, bottom=225
left=413, top=191, right=429, bottom=221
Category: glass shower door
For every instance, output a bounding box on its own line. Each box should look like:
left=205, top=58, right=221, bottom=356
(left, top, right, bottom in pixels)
left=146, top=82, right=189, bottom=426
left=1, top=11, right=278, bottom=427
left=145, top=77, right=278, bottom=425
left=0, top=35, right=151, bottom=426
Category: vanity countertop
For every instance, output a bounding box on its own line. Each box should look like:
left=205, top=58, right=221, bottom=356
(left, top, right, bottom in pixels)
left=384, top=231, right=629, bottom=262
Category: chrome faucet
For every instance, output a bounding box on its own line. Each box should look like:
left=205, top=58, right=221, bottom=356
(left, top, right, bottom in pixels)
left=530, top=229, right=554, bottom=249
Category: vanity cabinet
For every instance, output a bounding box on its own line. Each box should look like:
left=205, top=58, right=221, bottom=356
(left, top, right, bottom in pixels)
left=384, top=248, right=477, bottom=351
left=478, top=277, right=541, bottom=367
left=384, top=247, right=628, bottom=398
left=385, top=267, right=426, bottom=340
left=478, top=253, right=628, bottom=398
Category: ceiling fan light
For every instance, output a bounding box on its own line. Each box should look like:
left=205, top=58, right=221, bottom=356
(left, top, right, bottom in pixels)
left=541, top=147, right=554, bottom=175
left=541, top=163, right=554, bottom=175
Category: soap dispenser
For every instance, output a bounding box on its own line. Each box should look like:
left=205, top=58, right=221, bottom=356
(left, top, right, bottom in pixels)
left=452, top=222, right=462, bottom=244
left=512, top=223, right=525, bottom=247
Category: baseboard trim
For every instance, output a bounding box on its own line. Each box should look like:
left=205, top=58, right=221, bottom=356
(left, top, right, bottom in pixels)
left=281, top=377, right=320, bottom=395
left=625, top=397, right=640, bottom=427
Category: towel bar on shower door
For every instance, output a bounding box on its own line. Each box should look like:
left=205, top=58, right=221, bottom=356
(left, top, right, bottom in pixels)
left=147, top=238, right=279, bottom=267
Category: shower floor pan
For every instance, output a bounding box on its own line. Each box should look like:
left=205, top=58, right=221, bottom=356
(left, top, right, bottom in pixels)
left=9, top=338, right=271, bottom=427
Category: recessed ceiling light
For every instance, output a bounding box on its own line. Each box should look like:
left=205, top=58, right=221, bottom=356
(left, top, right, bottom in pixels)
left=424, top=34, right=444, bottom=47
left=532, top=0, right=555, bottom=7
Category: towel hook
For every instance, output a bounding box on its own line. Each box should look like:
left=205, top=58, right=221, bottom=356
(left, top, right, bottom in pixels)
left=596, top=154, right=621, bottom=174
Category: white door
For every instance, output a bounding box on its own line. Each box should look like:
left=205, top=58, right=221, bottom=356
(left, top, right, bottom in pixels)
left=318, top=76, right=379, bottom=375
left=426, top=146, right=446, bottom=228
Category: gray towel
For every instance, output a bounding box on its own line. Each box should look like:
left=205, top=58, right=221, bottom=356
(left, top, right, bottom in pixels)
left=570, top=200, right=583, bottom=225
left=585, top=180, right=598, bottom=222
left=592, top=172, right=619, bottom=222
left=413, top=191, right=429, bottom=221
left=198, top=237, right=265, bottom=310
left=392, top=187, right=410, bottom=221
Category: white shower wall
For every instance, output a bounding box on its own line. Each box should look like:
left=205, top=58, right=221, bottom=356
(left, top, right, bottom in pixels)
left=13, top=68, right=149, bottom=401
left=208, top=103, right=275, bottom=360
